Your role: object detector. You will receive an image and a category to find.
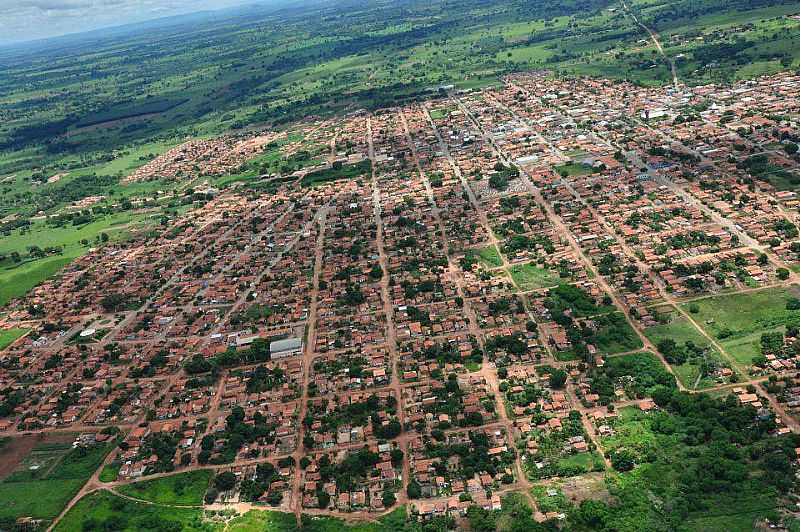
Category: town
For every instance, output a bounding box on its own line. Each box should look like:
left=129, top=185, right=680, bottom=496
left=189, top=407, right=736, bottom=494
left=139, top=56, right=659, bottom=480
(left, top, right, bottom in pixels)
left=2, top=68, right=800, bottom=530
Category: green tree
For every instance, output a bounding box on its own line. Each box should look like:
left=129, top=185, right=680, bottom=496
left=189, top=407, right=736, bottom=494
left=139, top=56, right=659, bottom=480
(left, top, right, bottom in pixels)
left=214, top=471, right=236, bottom=491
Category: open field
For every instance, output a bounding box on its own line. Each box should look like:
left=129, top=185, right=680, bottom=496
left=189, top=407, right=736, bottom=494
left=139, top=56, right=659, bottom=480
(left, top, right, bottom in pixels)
left=478, top=245, right=503, bottom=268
left=555, top=162, right=595, bottom=177
left=0, top=208, right=169, bottom=306
left=0, top=328, right=27, bottom=351
left=0, top=255, right=73, bottom=308
left=509, top=262, right=561, bottom=290
left=644, top=309, right=730, bottom=389
left=98, top=464, right=119, bottom=483
left=117, top=470, right=212, bottom=505
left=53, top=490, right=210, bottom=532
left=680, top=285, right=800, bottom=367
left=0, top=434, right=113, bottom=524
left=54, top=491, right=409, bottom=532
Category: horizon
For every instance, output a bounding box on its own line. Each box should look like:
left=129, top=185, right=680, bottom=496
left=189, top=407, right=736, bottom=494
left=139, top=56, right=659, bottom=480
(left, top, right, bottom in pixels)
left=0, top=0, right=263, bottom=46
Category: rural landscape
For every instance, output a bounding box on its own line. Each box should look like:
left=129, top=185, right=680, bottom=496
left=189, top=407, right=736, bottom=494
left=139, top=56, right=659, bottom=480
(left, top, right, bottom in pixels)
left=2, top=0, right=800, bottom=530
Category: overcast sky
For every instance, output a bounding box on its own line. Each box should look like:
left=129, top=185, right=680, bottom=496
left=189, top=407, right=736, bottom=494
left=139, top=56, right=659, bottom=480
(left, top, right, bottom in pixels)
left=0, top=0, right=255, bottom=45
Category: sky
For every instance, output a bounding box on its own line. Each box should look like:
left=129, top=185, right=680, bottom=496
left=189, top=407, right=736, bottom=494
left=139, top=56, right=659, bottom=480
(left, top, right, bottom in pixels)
left=0, top=0, right=255, bottom=45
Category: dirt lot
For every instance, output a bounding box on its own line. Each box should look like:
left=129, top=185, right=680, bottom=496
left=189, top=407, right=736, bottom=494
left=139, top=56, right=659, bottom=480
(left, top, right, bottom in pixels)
left=560, top=472, right=614, bottom=505
left=0, top=433, right=74, bottom=480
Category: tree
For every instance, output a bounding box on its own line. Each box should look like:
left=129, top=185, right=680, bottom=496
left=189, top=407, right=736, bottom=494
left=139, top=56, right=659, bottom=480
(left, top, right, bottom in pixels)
left=784, top=142, right=798, bottom=155
left=267, top=491, right=283, bottom=505
left=317, top=490, right=330, bottom=508
left=214, top=471, right=236, bottom=491
left=467, top=506, right=496, bottom=532
left=571, top=499, right=611, bottom=529
left=777, top=267, right=790, bottom=280
left=100, top=293, right=127, bottom=312
left=369, top=264, right=383, bottom=279
left=407, top=480, right=421, bottom=499
left=549, top=369, right=568, bottom=389
left=610, top=448, right=636, bottom=471
left=382, top=489, right=396, bottom=507
left=390, top=448, right=404, bottom=467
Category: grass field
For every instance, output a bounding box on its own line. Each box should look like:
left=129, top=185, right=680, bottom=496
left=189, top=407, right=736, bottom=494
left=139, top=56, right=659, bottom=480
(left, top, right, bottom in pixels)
left=98, top=464, right=120, bottom=483
left=117, top=470, right=212, bottom=506
left=0, top=211, right=155, bottom=257
left=0, top=478, right=86, bottom=521
left=556, top=451, right=606, bottom=474
left=478, top=245, right=503, bottom=267
left=0, top=440, right=114, bottom=523
left=510, top=262, right=561, bottom=290
left=55, top=490, right=409, bottom=532
left=0, top=210, right=159, bottom=306
left=0, top=327, right=28, bottom=351
left=53, top=490, right=209, bottom=532
left=555, top=162, right=595, bottom=177
left=0, top=255, right=73, bottom=308
left=680, top=285, right=800, bottom=367
left=644, top=310, right=728, bottom=389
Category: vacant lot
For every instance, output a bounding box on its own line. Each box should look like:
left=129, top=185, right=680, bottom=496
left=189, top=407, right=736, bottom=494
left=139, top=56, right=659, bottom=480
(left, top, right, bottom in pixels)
left=117, top=470, right=212, bottom=506
left=55, top=490, right=409, bottom=532
left=680, top=285, right=800, bottom=367
left=509, top=262, right=561, bottom=290
left=53, top=490, right=208, bottom=532
left=555, top=162, right=594, bottom=177
left=478, top=245, right=503, bottom=268
left=644, top=309, right=729, bottom=389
